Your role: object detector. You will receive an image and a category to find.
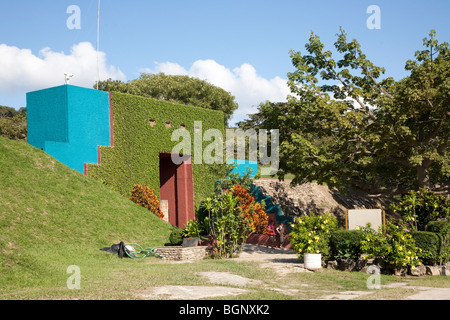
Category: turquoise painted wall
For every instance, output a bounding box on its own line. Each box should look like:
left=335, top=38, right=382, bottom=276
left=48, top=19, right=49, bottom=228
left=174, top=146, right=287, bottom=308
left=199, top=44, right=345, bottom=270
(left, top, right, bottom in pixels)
left=228, top=159, right=258, bottom=177
left=26, top=86, right=68, bottom=148
left=27, top=85, right=111, bottom=173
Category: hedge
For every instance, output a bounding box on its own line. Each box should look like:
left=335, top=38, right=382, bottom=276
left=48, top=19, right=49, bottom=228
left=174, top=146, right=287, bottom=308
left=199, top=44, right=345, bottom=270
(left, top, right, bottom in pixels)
left=86, top=92, right=226, bottom=207
left=426, top=220, right=450, bottom=238
left=426, top=220, right=450, bottom=263
left=411, top=231, right=441, bottom=265
left=329, top=230, right=366, bottom=260
left=327, top=220, right=450, bottom=265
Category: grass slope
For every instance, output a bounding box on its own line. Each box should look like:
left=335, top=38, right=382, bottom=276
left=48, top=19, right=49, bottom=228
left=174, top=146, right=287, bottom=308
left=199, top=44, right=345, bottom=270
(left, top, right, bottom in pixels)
left=0, top=137, right=172, bottom=294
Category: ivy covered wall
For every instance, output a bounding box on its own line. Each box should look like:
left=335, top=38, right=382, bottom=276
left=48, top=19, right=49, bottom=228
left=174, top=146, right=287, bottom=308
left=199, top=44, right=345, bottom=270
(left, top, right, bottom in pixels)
left=86, top=91, right=225, bottom=207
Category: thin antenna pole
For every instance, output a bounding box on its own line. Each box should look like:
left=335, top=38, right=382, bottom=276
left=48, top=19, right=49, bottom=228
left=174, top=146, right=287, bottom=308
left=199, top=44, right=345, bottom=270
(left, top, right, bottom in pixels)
left=96, top=0, right=101, bottom=90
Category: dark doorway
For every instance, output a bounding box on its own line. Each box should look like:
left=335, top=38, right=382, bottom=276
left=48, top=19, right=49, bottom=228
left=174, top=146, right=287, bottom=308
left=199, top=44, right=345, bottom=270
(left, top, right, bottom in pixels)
left=159, top=153, right=195, bottom=228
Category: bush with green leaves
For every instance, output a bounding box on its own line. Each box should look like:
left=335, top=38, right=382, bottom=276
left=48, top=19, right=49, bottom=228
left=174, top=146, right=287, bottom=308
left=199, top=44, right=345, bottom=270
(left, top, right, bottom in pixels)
left=289, top=212, right=338, bottom=261
left=200, top=191, right=253, bottom=258
left=360, top=221, right=422, bottom=269
left=0, top=106, right=27, bottom=140
left=182, top=219, right=203, bottom=238
left=329, top=230, right=367, bottom=261
left=168, top=227, right=184, bottom=245
left=426, top=220, right=450, bottom=263
left=411, top=231, right=442, bottom=265
left=391, top=189, right=449, bottom=231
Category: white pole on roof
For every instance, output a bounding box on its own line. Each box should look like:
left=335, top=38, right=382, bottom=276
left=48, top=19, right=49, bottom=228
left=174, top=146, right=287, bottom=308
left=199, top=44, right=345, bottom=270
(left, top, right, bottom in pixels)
left=96, top=0, right=101, bottom=90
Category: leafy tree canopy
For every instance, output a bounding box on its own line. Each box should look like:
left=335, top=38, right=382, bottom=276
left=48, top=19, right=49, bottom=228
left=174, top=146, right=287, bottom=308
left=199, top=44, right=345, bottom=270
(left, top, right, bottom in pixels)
left=240, top=29, right=449, bottom=195
left=0, top=105, right=27, bottom=140
left=95, top=73, right=238, bottom=125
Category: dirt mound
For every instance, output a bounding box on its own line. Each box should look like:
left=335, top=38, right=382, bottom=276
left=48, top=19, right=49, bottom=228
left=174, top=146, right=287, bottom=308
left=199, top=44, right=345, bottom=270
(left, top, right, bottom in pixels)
left=253, top=179, right=393, bottom=223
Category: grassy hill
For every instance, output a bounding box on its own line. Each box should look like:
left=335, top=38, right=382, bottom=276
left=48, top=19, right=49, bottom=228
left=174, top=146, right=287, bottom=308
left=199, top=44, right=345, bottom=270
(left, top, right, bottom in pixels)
left=0, top=136, right=173, bottom=297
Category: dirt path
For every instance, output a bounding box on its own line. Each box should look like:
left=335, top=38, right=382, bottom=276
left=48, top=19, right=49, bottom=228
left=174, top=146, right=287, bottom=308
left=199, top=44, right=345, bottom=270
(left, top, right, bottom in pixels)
left=140, top=244, right=450, bottom=300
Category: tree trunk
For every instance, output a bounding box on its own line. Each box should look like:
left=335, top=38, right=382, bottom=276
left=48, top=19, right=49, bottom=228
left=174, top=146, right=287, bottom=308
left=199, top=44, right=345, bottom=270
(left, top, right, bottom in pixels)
left=417, top=162, right=431, bottom=189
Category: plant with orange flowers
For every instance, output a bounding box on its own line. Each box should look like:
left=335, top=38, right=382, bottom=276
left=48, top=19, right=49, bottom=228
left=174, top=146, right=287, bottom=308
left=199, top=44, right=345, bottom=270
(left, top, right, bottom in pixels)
left=232, top=184, right=268, bottom=234
left=129, top=184, right=164, bottom=219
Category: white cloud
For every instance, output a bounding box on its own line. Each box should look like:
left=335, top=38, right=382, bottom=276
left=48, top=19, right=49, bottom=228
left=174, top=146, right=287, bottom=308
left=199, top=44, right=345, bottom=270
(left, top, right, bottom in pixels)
left=141, top=61, right=189, bottom=76
left=0, top=42, right=126, bottom=95
left=144, top=59, right=290, bottom=126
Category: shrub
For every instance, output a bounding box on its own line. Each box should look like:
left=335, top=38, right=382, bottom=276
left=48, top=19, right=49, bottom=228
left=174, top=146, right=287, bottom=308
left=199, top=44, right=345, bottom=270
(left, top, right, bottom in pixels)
left=201, top=191, right=253, bottom=258
left=169, top=228, right=184, bottom=245
left=426, top=220, right=450, bottom=263
left=0, top=106, right=27, bottom=140
left=129, top=184, right=164, bottom=218
left=232, top=184, right=268, bottom=234
left=391, top=189, right=450, bottom=231
left=289, top=212, right=338, bottom=261
left=360, top=221, right=422, bottom=269
left=330, top=230, right=366, bottom=260
left=182, top=219, right=203, bottom=238
left=426, top=220, right=450, bottom=235
left=411, top=231, right=441, bottom=265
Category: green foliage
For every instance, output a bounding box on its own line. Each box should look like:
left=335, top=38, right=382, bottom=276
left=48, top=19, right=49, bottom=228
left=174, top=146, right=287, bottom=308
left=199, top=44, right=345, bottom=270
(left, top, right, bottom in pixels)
left=169, top=227, right=184, bottom=245
left=390, top=189, right=450, bottom=231
left=289, top=212, right=338, bottom=260
left=182, top=219, right=203, bottom=238
left=360, top=221, right=422, bottom=269
left=411, top=231, right=442, bottom=265
left=86, top=92, right=225, bottom=207
left=329, top=230, right=366, bottom=261
left=95, top=73, right=238, bottom=125
left=426, top=220, right=450, bottom=236
left=0, top=106, right=27, bottom=140
left=426, top=220, right=450, bottom=263
left=245, top=29, right=449, bottom=194
left=201, top=191, right=253, bottom=258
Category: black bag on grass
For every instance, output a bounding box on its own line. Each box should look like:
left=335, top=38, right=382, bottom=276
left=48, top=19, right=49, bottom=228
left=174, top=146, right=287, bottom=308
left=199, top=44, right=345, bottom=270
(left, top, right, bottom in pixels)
left=99, top=241, right=136, bottom=258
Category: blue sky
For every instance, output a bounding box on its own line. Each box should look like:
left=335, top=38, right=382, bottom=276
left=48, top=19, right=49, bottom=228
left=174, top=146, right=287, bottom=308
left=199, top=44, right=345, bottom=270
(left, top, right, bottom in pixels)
left=0, top=0, right=449, bottom=125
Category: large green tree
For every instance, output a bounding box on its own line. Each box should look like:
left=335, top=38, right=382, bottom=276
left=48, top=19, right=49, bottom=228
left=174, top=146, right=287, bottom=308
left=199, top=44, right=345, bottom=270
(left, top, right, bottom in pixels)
left=243, top=29, right=449, bottom=195
left=95, top=73, right=238, bottom=125
left=0, top=105, right=27, bottom=140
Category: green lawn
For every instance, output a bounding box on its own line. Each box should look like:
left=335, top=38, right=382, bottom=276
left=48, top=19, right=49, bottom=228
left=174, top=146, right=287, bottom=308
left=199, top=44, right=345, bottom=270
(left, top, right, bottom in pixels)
left=0, top=137, right=172, bottom=295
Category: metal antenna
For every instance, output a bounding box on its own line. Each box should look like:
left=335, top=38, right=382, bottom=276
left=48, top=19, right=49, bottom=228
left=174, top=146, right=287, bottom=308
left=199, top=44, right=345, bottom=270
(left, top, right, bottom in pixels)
left=96, top=0, right=101, bottom=89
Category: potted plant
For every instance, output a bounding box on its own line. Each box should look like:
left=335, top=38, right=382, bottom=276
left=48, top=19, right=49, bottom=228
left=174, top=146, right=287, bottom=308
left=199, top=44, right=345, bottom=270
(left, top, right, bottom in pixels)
left=302, top=231, right=323, bottom=269
left=289, top=212, right=338, bottom=269
left=182, top=219, right=202, bottom=247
